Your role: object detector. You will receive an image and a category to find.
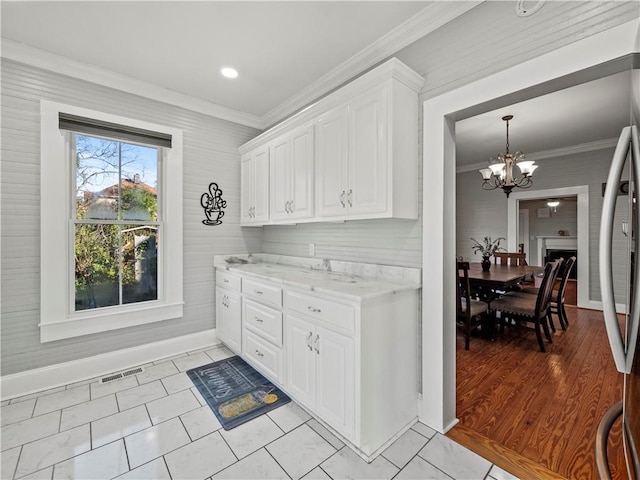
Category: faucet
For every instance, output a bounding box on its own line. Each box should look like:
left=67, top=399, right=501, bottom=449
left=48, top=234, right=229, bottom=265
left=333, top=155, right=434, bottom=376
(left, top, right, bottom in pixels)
left=323, top=259, right=331, bottom=272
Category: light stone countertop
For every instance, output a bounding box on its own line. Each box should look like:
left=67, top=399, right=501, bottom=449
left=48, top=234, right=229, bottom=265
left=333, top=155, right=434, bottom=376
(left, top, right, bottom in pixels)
left=214, top=254, right=421, bottom=301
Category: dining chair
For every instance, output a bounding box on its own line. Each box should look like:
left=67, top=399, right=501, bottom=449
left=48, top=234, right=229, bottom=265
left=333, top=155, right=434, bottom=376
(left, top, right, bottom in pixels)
left=520, top=256, right=576, bottom=330
left=456, top=261, right=489, bottom=350
left=489, top=260, right=560, bottom=352
left=493, top=252, right=528, bottom=266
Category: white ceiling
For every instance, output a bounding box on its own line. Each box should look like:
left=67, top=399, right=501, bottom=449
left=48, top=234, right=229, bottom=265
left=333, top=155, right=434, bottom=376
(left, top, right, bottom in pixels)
left=1, top=1, right=430, bottom=119
left=455, top=70, right=632, bottom=168
left=1, top=1, right=633, bottom=164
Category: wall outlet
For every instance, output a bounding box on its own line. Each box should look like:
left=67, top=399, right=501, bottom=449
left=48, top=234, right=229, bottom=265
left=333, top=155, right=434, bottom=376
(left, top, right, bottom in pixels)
left=309, top=243, right=315, bottom=256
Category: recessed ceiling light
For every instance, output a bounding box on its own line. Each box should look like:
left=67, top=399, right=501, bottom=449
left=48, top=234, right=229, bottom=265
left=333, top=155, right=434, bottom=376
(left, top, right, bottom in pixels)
left=221, top=67, right=238, bottom=79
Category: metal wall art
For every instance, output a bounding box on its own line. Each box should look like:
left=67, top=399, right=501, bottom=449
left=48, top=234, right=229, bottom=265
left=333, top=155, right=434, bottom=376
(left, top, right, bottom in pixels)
left=201, top=182, right=227, bottom=226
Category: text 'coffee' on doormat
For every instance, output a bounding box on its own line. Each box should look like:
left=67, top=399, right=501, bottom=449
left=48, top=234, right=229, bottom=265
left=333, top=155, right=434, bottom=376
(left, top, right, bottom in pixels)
left=187, top=355, right=291, bottom=430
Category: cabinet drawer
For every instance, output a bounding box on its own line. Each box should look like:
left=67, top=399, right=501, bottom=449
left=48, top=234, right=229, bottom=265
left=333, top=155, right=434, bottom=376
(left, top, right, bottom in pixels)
left=242, top=278, right=282, bottom=307
left=285, top=290, right=355, bottom=335
left=216, top=270, right=241, bottom=291
left=243, top=330, right=282, bottom=383
left=243, top=299, right=282, bottom=347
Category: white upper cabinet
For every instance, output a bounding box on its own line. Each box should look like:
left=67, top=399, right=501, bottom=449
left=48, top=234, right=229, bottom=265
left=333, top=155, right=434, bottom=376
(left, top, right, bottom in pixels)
left=316, top=85, right=389, bottom=220
left=240, top=145, right=269, bottom=225
left=269, top=124, right=314, bottom=222
left=238, top=58, right=423, bottom=226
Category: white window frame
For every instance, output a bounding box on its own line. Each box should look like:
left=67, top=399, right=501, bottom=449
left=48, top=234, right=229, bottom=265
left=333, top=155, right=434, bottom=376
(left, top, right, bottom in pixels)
left=40, top=101, right=183, bottom=342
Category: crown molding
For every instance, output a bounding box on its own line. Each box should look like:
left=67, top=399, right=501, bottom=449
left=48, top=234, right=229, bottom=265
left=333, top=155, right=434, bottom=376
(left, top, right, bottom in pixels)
left=1, top=39, right=264, bottom=130
left=456, top=137, right=619, bottom=173
left=260, top=1, right=482, bottom=128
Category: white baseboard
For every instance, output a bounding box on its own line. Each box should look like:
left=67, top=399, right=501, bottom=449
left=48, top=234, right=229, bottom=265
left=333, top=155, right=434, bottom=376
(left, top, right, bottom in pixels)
left=0, top=329, right=221, bottom=401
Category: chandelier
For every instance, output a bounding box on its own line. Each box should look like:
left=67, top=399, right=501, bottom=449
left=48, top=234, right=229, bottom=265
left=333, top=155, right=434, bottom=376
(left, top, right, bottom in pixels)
left=479, top=115, right=538, bottom=197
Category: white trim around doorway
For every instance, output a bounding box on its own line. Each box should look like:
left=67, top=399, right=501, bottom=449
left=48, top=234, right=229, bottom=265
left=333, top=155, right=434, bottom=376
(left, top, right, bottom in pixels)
left=507, top=186, right=590, bottom=309
left=420, top=19, right=639, bottom=433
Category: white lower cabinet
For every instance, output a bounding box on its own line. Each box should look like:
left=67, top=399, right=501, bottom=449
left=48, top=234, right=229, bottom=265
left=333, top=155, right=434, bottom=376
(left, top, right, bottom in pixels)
left=216, top=266, right=418, bottom=461
left=216, top=287, right=241, bottom=354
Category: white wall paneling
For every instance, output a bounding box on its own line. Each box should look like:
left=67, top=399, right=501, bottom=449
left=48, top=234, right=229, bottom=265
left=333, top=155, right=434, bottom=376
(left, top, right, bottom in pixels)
left=422, top=20, right=639, bottom=432
left=1, top=59, right=261, bottom=376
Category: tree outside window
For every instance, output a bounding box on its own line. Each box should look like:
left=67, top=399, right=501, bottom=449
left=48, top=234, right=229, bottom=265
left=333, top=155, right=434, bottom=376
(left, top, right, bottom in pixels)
left=73, top=134, right=160, bottom=311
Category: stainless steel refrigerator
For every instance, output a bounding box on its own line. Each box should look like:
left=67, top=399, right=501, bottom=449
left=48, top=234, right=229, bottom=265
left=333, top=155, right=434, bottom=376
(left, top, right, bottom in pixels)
left=596, top=53, right=640, bottom=480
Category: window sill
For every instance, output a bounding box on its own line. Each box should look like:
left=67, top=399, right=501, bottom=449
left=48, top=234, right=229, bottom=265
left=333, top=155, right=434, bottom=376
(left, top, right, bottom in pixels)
left=39, top=302, right=184, bottom=342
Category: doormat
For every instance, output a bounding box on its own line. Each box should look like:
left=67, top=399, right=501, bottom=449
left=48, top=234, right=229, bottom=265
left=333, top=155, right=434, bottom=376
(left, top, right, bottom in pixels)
left=187, top=355, right=290, bottom=430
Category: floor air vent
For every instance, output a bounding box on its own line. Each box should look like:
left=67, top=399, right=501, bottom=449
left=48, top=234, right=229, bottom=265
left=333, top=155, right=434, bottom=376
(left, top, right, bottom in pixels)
left=99, top=366, right=144, bottom=384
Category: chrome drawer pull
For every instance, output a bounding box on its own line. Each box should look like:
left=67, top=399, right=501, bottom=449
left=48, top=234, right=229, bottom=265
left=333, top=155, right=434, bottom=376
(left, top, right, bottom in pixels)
left=314, top=334, right=320, bottom=354
left=255, top=317, right=264, bottom=323
left=255, top=290, right=263, bottom=295
left=307, top=306, right=321, bottom=313
left=306, top=332, right=313, bottom=351
left=255, top=349, right=264, bottom=357
left=223, top=279, right=229, bottom=283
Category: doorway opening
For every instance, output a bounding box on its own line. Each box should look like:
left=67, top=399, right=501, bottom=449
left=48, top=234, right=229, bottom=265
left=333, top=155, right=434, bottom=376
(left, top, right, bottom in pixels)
left=420, top=19, right=638, bottom=479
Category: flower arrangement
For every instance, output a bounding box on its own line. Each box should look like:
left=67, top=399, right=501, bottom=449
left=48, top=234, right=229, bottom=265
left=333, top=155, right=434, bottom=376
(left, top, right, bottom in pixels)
left=470, top=236, right=505, bottom=258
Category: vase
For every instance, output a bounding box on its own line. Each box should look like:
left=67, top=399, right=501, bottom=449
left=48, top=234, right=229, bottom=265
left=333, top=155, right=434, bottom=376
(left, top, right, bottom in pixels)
left=481, top=256, right=491, bottom=272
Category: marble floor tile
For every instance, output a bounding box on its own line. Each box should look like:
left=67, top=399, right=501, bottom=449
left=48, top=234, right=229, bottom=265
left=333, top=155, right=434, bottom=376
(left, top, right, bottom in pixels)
left=16, top=466, right=54, bottom=480
left=161, top=372, right=194, bottom=394
left=489, top=464, right=521, bottom=480
left=320, top=446, right=399, bottom=480
left=1, top=398, right=36, bottom=426
left=52, top=439, right=128, bottom=480
left=381, top=428, right=429, bottom=469
left=418, top=433, right=492, bottom=480
left=172, top=352, right=212, bottom=372
left=1, top=411, right=60, bottom=451
left=14, top=424, right=91, bottom=478
left=267, top=402, right=311, bottom=433
left=146, top=389, right=200, bottom=425
left=220, top=414, right=284, bottom=459
left=91, top=405, right=152, bottom=448
left=90, top=376, right=138, bottom=400
left=32, top=386, right=90, bottom=416
left=301, top=466, right=332, bottom=480
left=152, top=353, right=187, bottom=365
left=165, top=432, right=237, bottom=479
left=124, top=417, right=190, bottom=468
left=306, top=418, right=345, bottom=450
left=180, top=405, right=222, bottom=441
left=59, top=394, right=118, bottom=431
left=114, top=458, right=171, bottom=479
left=1, top=446, right=20, bottom=479
left=9, top=386, right=66, bottom=404
left=135, top=361, right=179, bottom=385
left=393, top=455, right=453, bottom=480
left=206, top=346, right=235, bottom=362
left=266, top=424, right=336, bottom=479
left=213, top=448, right=289, bottom=479
left=64, top=377, right=100, bottom=389
left=116, top=380, right=166, bottom=411
left=411, top=421, right=437, bottom=440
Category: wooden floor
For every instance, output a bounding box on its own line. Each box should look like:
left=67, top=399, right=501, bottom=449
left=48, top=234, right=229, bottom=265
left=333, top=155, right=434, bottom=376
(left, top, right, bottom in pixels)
left=452, top=305, right=627, bottom=479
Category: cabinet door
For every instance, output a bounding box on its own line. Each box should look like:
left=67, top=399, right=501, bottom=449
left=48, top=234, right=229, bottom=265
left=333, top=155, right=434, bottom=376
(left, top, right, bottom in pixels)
left=226, top=290, right=242, bottom=354
left=347, top=86, right=388, bottom=217
left=216, top=288, right=228, bottom=344
left=217, top=287, right=241, bottom=354
left=289, top=124, right=314, bottom=220
left=316, top=105, right=348, bottom=219
left=285, top=315, right=316, bottom=409
left=240, top=154, right=254, bottom=225
left=252, top=146, right=270, bottom=223
left=315, top=326, right=355, bottom=439
left=269, top=137, right=290, bottom=221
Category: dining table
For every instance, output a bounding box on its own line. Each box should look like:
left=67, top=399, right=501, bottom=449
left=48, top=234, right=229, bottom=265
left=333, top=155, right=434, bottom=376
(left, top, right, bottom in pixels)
left=467, top=262, right=544, bottom=302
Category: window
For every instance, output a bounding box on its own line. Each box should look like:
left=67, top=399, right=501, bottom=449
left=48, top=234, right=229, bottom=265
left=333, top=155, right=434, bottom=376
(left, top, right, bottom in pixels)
left=40, top=102, right=183, bottom=342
